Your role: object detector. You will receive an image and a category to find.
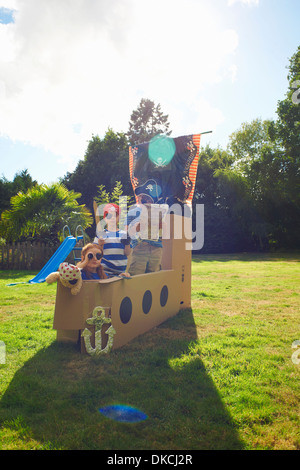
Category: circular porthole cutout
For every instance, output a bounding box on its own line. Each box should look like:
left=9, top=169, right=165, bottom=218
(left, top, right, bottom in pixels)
left=160, top=285, right=168, bottom=307
left=142, top=290, right=152, bottom=314
left=119, top=296, right=132, bottom=324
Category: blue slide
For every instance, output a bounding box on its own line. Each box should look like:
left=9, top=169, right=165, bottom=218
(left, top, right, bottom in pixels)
left=29, top=236, right=77, bottom=284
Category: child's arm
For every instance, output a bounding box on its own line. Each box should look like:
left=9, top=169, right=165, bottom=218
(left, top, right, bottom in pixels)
left=121, top=232, right=131, bottom=257
left=124, top=244, right=131, bottom=257
left=97, top=238, right=105, bottom=248
left=76, top=258, right=88, bottom=270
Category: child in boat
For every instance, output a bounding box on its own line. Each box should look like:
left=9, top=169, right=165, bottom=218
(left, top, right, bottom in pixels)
left=93, top=203, right=131, bottom=278
left=77, top=243, right=107, bottom=280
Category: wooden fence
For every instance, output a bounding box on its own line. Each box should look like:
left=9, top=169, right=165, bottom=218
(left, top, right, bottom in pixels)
left=0, top=242, right=61, bottom=271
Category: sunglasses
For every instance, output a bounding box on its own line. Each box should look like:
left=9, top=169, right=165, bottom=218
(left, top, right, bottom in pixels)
left=105, top=212, right=117, bottom=219
left=87, top=252, right=103, bottom=260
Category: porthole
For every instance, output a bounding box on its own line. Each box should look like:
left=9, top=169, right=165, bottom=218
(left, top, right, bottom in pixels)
left=142, top=290, right=152, bottom=314
left=160, top=285, right=168, bottom=307
left=119, top=297, right=132, bottom=324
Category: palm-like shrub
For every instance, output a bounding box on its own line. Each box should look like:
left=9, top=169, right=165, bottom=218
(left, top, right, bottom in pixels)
left=0, top=183, right=93, bottom=244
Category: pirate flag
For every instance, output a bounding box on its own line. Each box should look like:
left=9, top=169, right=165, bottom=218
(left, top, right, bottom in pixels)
left=129, top=134, right=201, bottom=206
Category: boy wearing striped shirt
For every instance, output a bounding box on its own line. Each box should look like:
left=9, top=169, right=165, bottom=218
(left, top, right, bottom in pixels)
left=94, top=203, right=131, bottom=278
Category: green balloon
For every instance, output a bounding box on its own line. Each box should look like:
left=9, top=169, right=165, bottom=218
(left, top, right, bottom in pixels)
left=148, top=135, right=176, bottom=167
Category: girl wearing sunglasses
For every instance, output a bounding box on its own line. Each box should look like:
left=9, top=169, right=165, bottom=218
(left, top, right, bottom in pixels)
left=77, top=243, right=107, bottom=280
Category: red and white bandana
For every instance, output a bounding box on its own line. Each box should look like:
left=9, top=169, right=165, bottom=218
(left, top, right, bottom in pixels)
left=58, top=262, right=81, bottom=281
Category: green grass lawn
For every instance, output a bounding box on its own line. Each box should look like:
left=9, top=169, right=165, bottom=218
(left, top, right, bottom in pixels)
left=0, top=253, right=299, bottom=450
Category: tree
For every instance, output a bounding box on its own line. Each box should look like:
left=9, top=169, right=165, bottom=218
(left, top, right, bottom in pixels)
left=268, top=47, right=300, bottom=248
left=95, top=181, right=133, bottom=206
left=94, top=180, right=134, bottom=226
left=273, top=45, right=300, bottom=159
left=227, top=46, right=300, bottom=250
left=228, top=118, right=275, bottom=170
left=0, top=183, right=93, bottom=244
left=127, top=98, right=171, bottom=145
left=193, top=145, right=257, bottom=253
left=0, top=169, right=37, bottom=215
left=62, top=128, right=132, bottom=212
left=227, top=114, right=300, bottom=249
left=214, top=167, right=272, bottom=251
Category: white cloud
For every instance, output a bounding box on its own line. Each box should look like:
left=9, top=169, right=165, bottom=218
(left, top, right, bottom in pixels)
left=228, top=0, right=259, bottom=6
left=0, top=0, right=239, bottom=170
left=0, top=0, right=18, bottom=9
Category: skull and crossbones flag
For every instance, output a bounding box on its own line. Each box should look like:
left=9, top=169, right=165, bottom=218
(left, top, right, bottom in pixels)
left=129, top=134, right=201, bottom=205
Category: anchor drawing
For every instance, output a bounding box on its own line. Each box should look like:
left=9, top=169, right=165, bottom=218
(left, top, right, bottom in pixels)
left=82, top=307, right=116, bottom=356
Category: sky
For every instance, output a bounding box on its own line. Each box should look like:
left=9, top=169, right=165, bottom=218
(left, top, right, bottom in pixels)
left=0, top=0, right=299, bottom=185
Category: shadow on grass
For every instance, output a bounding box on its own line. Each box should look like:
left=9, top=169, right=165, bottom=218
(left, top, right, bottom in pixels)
left=0, top=309, right=244, bottom=450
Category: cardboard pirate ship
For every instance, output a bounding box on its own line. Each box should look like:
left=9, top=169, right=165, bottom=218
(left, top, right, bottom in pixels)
left=52, top=134, right=201, bottom=354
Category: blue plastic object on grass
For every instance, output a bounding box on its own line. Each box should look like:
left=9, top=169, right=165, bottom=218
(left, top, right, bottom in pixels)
left=99, top=405, right=148, bottom=423
left=29, top=236, right=77, bottom=284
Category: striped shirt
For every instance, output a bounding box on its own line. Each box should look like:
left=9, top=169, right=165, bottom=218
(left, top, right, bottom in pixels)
left=93, top=230, right=128, bottom=277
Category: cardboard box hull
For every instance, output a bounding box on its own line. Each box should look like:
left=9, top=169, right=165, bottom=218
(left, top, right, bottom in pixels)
left=53, top=214, right=192, bottom=353
left=54, top=268, right=187, bottom=352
